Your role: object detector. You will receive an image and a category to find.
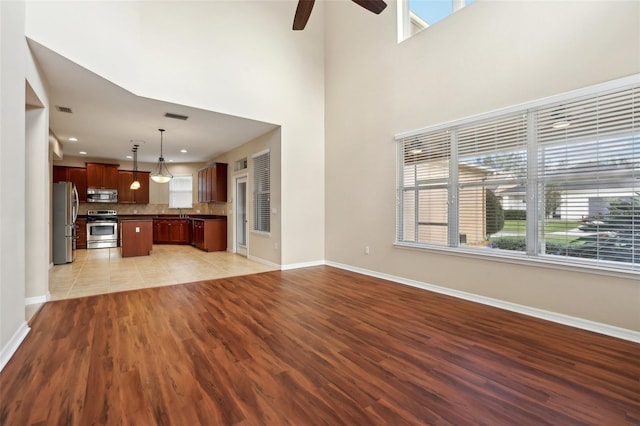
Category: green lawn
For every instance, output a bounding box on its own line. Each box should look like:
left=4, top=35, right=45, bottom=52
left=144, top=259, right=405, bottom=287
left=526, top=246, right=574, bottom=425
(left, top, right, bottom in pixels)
left=502, top=219, right=581, bottom=233
left=493, top=219, right=586, bottom=246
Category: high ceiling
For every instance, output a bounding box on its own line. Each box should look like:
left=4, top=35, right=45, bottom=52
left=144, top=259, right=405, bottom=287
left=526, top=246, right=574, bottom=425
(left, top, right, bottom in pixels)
left=28, top=40, right=279, bottom=164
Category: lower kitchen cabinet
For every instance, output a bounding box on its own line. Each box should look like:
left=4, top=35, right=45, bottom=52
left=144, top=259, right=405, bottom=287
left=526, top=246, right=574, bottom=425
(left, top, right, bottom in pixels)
left=192, top=218, right=227, bottom=252
left=75, top=218, right=87, bottom=249
left=121, top=220, right=153, bottom=257
left=153, top=218, right=191, bottom=244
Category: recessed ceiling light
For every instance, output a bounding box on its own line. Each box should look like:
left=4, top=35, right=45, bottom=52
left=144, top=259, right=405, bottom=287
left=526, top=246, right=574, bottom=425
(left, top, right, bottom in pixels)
left=79, top=151, right=87, bottom=155
left=126, top=155, right=133, bottom=159
left=180, top=149, right=187, bottom=153
left=168, top=159, right=174, bottom=162
left=68, top=137, right=78, bottom=142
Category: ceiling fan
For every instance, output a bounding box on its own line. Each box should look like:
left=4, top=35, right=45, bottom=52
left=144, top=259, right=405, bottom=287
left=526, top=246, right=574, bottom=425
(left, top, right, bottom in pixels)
left=293, top=0, right=388, bottom=30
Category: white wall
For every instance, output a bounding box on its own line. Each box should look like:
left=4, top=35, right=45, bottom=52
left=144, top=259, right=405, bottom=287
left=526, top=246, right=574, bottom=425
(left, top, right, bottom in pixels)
left=0, top=0, right=29, bottom=368
left=324, top=0, right=640, bottom=331
left=26, top=0, right=325, bottom=267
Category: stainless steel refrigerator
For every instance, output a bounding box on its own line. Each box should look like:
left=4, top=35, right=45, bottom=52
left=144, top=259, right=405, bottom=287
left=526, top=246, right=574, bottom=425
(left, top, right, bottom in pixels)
left=53, top=181, right=79, bottom=264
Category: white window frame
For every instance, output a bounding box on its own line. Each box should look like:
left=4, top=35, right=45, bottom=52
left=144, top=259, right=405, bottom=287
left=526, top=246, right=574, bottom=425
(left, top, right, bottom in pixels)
left=395, top=74, right=640, bottom=276
left=169, top=174, right=193, bottom=209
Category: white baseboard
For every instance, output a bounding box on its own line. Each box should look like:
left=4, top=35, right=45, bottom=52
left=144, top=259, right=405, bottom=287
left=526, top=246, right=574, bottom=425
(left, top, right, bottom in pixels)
left=0, top=322, right=31, bottom=372
left=281, top=260, right=325, bottom=271
left=325, top=261, right=640, bottom=343
left=248, top=255, right=281, bottom=269
left=25, top=295, right=47, bottom=306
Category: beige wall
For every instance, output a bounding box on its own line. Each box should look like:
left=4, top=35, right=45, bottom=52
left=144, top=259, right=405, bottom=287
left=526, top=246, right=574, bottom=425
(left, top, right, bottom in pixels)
left=324, top=0, right=640, bottom=330
left=214, top=128, right=282, bottom=266
left=0, top=0, right=29, bottom=357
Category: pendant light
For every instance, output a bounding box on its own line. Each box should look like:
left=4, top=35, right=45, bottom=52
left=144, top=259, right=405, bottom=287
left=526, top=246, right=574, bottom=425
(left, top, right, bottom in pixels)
left=150, top=128, right=173, bottom=183
left=130, top=144, right=141, bottom=190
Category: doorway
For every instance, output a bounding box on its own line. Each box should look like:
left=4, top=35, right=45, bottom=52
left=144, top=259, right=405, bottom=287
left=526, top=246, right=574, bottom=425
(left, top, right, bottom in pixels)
left=234, top=175, right=248, bottom=256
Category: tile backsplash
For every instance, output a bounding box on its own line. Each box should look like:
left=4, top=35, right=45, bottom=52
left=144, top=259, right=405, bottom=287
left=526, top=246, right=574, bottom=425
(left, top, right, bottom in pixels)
left=79, top=202, right=228, bottom=216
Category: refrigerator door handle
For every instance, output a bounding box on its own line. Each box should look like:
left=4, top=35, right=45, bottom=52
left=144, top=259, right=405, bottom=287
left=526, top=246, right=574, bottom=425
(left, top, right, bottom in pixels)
left=72, top=185, right=79, bottom=224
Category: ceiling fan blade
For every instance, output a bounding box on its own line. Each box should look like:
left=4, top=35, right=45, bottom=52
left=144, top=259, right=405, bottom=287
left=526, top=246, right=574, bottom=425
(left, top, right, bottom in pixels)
left=351, top=0, right=388, bottom=15
left=293, top=0, right=316, bottom=30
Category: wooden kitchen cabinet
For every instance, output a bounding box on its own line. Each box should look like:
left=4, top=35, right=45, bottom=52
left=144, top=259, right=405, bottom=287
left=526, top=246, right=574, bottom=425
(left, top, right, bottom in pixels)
left=53, top=166, right=87, bottom=202
left=86, top=162, right=119, bottom=189
left=198, top=163, right=227, bottom=203
left=153, top=218, right=191, bottom=244
left=192, top=218, right=227, bottom=252
left=118, top=171, right=150, bottom=204
left=120, top=220, right=153, bottom=257
left=75, top=218, right=87, bottom=249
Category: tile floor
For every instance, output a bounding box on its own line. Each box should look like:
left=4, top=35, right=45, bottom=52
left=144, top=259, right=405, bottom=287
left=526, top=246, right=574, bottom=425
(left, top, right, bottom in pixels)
left=48, top=245, right=278, bottom=301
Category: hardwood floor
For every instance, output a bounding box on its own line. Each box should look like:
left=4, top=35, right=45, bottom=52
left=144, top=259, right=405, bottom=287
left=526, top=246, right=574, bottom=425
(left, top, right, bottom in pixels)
left=2, top=266, right=638, bottom=425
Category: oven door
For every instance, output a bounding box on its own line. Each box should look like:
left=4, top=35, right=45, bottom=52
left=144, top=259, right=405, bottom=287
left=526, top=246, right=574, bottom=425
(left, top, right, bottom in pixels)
left=87, top=221, right=118, bottom=249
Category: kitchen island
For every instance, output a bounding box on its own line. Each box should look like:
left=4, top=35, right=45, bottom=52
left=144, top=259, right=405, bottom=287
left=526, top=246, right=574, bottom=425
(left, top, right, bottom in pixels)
left=119, top=218, right=153, bottom=257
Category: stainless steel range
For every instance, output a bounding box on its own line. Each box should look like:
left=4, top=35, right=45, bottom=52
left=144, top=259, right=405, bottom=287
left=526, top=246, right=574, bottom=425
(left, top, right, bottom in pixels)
left=87, top=209, right=118, bottom=249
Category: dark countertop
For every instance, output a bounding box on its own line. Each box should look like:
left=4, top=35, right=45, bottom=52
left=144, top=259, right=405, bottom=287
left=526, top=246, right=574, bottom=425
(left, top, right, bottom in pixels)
left=118, top=214, right=227, bottom=220
left=78, top=214, right=227, bottom=220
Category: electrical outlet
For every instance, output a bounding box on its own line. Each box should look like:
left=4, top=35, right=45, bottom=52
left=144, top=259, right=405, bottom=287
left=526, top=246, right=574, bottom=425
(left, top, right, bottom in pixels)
left=274, top=242, right=279, bottom=250
left=364, top=246, right=370, bottom=255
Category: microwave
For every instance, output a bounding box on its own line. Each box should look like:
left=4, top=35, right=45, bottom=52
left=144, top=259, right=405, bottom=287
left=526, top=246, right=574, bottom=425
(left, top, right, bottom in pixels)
left=87, top=188, right=118, bottom=203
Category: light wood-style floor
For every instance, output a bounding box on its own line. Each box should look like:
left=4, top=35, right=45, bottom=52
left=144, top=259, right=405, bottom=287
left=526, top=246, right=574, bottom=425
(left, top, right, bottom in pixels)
left=49, top=245, right=276, bottom=300
left=3, top=266, right=639, bottom=425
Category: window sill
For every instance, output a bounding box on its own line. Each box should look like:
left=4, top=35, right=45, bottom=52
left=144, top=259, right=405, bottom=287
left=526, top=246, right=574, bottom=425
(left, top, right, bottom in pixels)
left=394, top=242, right=640, bottom=280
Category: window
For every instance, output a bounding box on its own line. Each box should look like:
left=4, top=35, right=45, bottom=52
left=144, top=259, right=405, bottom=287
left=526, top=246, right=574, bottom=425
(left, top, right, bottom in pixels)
left=396, top=76, right=639, bottom=272
left=399, top=0, right=477, bottom=42
left=235, top=157, right=248, bottom=171
left=169, top=174, right=193, bottom=209
left=252, top=150, right=270, bottom=233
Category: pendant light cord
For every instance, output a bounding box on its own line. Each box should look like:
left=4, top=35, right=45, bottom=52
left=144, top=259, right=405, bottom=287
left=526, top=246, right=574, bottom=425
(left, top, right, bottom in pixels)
left=159, top=128, right=165, bottom=159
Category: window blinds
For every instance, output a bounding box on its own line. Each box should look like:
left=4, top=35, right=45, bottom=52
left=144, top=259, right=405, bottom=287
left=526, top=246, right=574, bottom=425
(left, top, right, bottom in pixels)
left=253, top=150, right=271, bottom=233
left=537, top=87, right=639, bottom=266
left=396, top=76, right=639, bottom=272
left=169, top=175, right=193, bottom=209
left=398, top=131, right=450, bottom=245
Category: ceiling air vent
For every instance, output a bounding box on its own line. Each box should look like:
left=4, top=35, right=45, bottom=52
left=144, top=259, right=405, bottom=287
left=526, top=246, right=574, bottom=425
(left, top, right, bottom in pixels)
left=164, top=112, right=189, bottom=121
left=55, top=105, right=73, bottom=113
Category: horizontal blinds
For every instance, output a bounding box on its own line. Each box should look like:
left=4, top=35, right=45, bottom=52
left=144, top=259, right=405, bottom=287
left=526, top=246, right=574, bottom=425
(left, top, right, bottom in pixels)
left=458, top=112, right=528, bottom=184
left=457, top=113, right=527, bottom=248
left=253, top=151, right=271, bottom=233
left=538, top=87, right=639, bottom=146
left=169, top=175, right=193, bottom=208
left=396, top=77, right=638, bottom=270
left=537, top=87, right=639, bottom=267
left=398, top=131, right=450, bottom=245
left=400, top=130, right=450, bottom=186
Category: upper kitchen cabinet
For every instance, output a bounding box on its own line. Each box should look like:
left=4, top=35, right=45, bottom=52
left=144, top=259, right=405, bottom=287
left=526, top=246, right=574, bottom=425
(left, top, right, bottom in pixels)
left=118, top=171, right=150, bottom=204
left=53, top=166, right=87, bottom=202
left=86, top=162, right=119, bottom=189
left=198, top=163, right=228, bottom=203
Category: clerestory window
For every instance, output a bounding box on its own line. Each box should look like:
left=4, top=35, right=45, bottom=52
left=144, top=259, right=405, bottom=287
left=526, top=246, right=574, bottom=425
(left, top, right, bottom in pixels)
left=399, top=0, right=477, bottom=42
